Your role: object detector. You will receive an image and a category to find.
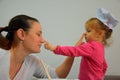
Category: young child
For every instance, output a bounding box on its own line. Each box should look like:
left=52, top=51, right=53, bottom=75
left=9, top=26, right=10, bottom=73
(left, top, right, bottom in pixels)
left=44, top=8, right=118, bottom=80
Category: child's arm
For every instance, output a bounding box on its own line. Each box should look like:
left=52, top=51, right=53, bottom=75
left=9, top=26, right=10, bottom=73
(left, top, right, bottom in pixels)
left=44, top=33, right=85, bottom=51
left=44, top=41, right=56, bottom=51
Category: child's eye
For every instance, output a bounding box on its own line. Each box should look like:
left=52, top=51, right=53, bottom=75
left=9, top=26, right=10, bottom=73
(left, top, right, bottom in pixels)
left=87, top=29, right=91, bottom=32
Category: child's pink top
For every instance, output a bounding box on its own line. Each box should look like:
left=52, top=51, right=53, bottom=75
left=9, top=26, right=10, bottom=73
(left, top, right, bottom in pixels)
left=54, top=41, right=108, bottom=80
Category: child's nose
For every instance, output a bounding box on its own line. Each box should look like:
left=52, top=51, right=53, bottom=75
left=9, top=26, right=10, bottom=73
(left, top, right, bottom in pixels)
left=84, top=33, right=87, bottom=36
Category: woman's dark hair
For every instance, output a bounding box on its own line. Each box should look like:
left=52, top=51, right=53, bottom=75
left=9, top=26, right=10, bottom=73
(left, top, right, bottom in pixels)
left=0, top=14, right=39, bottom=50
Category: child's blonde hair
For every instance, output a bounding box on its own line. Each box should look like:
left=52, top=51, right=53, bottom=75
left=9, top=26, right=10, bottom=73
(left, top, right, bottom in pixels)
left=85, top=18, right=113, bottom=46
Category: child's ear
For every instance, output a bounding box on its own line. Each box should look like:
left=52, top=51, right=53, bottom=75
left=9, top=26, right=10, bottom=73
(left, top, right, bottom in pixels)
left=16, top=29, right=25, bottom=40
left=99, top=30, right=105, bottom=37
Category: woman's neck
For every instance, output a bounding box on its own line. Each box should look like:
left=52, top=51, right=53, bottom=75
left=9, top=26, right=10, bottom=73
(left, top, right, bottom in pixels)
left=10, top=46, right=28, bottom=63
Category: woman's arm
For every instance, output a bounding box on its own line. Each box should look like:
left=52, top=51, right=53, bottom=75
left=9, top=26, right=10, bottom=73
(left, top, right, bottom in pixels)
left=55, top=57, right=74, bottom=78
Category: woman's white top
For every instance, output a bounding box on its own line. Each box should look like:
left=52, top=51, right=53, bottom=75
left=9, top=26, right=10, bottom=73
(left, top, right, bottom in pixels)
left=0, top=49, right=58, bottom=80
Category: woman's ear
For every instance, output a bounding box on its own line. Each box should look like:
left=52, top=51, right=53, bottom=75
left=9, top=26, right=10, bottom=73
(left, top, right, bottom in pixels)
left=16, top=29, right=25, bottom=40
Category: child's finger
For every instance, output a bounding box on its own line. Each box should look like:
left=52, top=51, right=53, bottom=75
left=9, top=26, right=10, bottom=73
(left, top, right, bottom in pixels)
left=80, top=33, right=85, bottom=40
left=44, top=40, right=49, bottom=45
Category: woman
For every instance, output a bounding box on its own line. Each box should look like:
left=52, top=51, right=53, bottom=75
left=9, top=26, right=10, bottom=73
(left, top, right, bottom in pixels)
left=0, top=15, right=74, bottom=80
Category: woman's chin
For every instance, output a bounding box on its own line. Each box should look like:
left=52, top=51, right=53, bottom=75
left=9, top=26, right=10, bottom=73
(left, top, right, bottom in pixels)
left=33, top=50, right=41, bottom=53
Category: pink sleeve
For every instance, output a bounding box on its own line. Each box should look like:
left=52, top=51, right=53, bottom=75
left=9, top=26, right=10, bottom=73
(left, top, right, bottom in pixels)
left=53, top=42, right=95, bottom=57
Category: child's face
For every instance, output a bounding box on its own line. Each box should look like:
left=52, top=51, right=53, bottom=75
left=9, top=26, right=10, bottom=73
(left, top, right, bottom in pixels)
left=85, top=27, right=100, bottom=42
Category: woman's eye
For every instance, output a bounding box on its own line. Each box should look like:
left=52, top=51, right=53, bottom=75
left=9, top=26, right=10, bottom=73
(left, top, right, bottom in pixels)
left=37, top=33, right=41, bottom=36
left=36, top=31, right=42, bottom=37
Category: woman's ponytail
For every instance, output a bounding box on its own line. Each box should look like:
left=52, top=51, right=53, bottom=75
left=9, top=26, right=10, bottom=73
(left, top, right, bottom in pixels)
left=0, top=26, right=11, bottom=50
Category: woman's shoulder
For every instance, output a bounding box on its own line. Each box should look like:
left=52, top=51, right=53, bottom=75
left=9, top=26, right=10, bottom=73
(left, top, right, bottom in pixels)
left=25, top=54, right=42, bottom=65
left=0, top=49, right=10, bottom=72
left=26, top=54, right=39, bottom=59
left=0, top=49, right=9, bottom=58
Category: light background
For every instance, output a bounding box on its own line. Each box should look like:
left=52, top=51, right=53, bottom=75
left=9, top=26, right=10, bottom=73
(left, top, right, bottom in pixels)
left=0, top=0, right=120, bottom=79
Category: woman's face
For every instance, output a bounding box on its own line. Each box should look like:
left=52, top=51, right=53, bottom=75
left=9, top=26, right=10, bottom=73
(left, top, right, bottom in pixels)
left=23, top=21, right=45, bottom=53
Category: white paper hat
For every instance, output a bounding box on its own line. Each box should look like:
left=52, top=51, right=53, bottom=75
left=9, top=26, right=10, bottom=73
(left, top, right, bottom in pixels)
left=96, top=8, right=119, bottom=29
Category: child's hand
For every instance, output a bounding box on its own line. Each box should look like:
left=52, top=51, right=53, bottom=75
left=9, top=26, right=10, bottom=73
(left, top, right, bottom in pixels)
left=75, top=34, right=85, bottom=46
left=44, top=41, right=56, bottom=51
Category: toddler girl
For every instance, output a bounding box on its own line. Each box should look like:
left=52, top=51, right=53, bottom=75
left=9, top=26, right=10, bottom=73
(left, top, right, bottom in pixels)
left=44, top=8, right=118, bottom=80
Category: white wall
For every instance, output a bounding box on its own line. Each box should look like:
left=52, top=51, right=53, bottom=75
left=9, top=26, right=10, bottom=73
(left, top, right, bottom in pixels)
left=0, top=0, right=120, bottom=79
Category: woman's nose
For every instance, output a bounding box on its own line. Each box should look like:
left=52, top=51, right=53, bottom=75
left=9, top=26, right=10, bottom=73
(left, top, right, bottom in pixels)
left=40, top=37, right=45, bottom=43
